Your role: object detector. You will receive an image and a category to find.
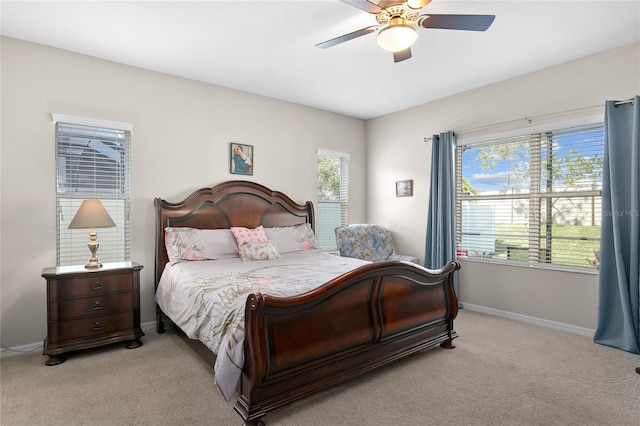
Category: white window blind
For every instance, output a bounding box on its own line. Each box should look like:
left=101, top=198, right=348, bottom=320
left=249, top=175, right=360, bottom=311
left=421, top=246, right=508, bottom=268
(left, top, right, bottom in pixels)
left=456, top=123, right=603, bottom=270
left=317, top=150, right=350, bottom=251
left=55, top=117, right=131, bottom=266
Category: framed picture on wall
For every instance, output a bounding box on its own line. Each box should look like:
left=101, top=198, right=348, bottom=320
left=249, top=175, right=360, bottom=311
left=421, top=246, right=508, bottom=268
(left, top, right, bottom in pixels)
left=396, top=180, right=413, bottom=197
left=230, top=143, right=253, bottom=175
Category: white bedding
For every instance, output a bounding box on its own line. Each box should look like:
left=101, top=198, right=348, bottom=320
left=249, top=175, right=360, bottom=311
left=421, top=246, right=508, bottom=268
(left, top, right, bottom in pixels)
left=155, top=249, right=369, bottom=401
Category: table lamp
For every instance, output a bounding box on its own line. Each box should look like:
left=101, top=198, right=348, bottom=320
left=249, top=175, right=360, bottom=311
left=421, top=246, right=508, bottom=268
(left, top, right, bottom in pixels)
left=68, top=199, right=116, bottom=268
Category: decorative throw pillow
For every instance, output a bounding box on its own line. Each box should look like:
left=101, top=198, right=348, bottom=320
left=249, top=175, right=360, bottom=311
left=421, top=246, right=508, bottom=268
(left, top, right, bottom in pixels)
left=165, top=227, right=239, bottom=264
left=264, top=223, right=320, bottom=253
left=238, top=241, right=282, bottom=261
left=230, top=225, right=268, bottom=245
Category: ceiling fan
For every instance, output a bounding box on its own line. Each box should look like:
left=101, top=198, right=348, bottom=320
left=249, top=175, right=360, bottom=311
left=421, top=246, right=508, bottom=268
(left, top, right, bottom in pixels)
left=316, top=0, right=495, bottom=62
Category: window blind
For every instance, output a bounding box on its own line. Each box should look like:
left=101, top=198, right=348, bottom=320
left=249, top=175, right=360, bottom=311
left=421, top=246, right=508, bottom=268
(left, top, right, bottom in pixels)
left=456, top=123, right=603, bottom=270
left=55, top=119, right=131, bottom=266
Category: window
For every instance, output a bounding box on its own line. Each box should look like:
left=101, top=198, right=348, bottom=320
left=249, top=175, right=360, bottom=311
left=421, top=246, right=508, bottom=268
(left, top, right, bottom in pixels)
left=54, top=114, right=132, bottom=266
left=317, top=150, right=350, bottom=251
left=456, top=123, right=603, bottom=270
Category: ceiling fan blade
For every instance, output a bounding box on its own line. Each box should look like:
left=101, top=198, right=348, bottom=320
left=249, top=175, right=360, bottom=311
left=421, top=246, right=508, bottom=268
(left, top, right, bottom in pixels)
left=340, top=0, right=382, bottom=14
left=407, top=0, right=432, bottom=9
left=316, top=26, right=378, bottom=49
left=393, top=48, right=412, bottom=63
left=418, top=14, right=495, bottom=31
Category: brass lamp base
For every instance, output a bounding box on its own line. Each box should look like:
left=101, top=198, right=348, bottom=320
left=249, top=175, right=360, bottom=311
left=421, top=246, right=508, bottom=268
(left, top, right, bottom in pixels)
left=85, top=229, right=103, bottom=269
left=85, top=260, right=103, bottom=269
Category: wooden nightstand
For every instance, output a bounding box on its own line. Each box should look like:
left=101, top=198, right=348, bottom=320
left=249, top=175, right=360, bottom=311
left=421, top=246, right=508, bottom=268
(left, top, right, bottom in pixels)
left=42, top=262, right=144, bottom=366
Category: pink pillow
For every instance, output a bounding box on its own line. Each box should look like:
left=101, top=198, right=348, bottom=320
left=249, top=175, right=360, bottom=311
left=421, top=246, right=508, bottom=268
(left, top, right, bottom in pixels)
left=230, top=225, right=268, bottom=245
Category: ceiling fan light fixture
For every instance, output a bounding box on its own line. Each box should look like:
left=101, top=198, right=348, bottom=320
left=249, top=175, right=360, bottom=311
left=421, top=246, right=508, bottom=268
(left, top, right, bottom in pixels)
left=376, top=23, right=418, bottom=53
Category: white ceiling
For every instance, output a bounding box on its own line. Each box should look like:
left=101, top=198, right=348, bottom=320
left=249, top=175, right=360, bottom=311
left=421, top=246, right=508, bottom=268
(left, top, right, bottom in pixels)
left=2, top=1, right=639, bottom=120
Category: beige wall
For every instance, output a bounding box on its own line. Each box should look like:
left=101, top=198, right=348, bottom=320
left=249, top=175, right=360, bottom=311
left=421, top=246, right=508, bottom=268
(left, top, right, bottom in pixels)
left=2, top=35, right=639, bottom=349
left=0, top=37, right=367, bottom=347
left=366, top=41, right=640, bottom=330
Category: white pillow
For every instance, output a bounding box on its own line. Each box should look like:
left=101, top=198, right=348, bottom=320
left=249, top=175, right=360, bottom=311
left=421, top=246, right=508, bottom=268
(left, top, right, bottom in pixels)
left=164, top=227, right=239, bottom=264
left=264, top=223, right=320, bottom=253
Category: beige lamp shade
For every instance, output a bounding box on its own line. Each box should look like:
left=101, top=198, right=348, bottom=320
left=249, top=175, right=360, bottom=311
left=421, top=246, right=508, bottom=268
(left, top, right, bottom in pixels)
left=68, top=199, right=116, bottom=268
left=68, top=200, right=116, bottom=229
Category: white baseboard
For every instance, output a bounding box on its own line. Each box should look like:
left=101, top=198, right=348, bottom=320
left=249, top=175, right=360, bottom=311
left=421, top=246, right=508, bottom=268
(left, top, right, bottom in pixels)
left=0, top=341, right=43, bottom=359
left=1, top=321, right=157, bottom=359
left=462, top=303, right=595, bottom=338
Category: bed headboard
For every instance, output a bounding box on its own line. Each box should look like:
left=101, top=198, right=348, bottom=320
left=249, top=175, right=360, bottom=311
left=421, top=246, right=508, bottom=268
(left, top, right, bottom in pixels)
left=154, top=180, right=315, bottom=288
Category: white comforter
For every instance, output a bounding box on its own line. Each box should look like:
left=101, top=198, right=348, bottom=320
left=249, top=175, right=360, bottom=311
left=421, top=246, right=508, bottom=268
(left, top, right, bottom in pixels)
left=155, top=249, right=368, bottom=401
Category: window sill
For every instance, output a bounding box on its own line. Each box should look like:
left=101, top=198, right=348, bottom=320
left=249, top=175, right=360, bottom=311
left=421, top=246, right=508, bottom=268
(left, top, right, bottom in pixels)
left=457, top=256, right=599, bottom=275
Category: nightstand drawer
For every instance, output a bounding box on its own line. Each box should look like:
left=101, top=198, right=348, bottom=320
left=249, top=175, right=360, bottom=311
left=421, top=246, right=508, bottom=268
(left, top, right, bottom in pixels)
left=49, top=311, right=135, bottom=342
left=49, top=293, right=133, bottom=321
left=49, top=273, right=133, bottom=299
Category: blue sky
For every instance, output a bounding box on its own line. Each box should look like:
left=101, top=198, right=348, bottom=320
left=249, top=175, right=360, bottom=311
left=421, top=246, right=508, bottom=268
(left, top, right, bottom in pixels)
left=461, top=127, right=604, bottom=193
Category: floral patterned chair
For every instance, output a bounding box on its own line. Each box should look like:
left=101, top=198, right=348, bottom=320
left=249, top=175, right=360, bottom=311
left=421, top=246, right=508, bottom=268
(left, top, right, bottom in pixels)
left=335, top=224, right=420, bottom=264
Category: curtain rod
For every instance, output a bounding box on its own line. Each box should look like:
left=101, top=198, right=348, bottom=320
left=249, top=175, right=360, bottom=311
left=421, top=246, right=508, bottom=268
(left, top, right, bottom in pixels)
left=614, top=98, right=634, bottom=106
left=423, top=98, right=635, bottom=142
left=456, top=104, right=604, bottom=136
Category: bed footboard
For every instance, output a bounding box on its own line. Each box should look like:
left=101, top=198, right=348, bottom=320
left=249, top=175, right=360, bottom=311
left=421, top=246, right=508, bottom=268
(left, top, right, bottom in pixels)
left=235, top=260, right=460, bottom=425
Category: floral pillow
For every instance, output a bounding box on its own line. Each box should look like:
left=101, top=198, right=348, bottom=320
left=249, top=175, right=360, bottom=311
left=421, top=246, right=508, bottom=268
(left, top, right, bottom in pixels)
left=230, top=225, right=268, bottom=245
left=164, top=227, right=239, bottom=264
left=238, top=241, right=282, bottom=261
left=264, top=223, right=320, bottom=253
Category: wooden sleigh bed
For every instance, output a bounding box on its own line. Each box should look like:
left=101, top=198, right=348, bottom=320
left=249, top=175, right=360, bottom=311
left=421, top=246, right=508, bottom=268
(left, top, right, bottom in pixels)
left=154, top=180, right=460, bottom=425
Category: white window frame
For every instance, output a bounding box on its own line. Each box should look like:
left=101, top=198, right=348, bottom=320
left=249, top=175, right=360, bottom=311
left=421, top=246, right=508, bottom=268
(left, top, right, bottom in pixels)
left=53, top=114, right=133, bottom=266
left=456, top=117, right=604, bottom=273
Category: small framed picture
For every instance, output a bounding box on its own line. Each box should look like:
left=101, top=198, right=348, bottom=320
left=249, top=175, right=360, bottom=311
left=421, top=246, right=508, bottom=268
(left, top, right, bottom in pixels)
left=396, top=180, right=413, bottom=197
left=230, top=143, right=253, bottom=175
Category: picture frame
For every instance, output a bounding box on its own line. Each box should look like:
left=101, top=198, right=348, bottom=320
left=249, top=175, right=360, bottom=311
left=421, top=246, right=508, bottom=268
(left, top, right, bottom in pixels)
left=230, top=143, right=253, bottom=175
left=396, top=180, right=413, bottom=197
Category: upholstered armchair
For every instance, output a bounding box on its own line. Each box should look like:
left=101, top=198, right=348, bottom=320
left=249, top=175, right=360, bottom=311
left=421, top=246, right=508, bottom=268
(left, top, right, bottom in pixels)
left=335, top=224, right=420, bottom=264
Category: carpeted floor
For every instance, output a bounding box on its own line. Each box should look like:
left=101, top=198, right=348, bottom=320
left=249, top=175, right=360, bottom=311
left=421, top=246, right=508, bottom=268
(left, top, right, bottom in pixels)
left=1, top=310, right=639, bottom=425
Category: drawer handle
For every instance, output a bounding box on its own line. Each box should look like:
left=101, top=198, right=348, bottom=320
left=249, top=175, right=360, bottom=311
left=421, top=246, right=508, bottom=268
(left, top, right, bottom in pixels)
left=92, top=321, right=103, bottom=331
left=92, top=281, right=104, bottom=290
left=91, top=301, right=103, bottom=311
